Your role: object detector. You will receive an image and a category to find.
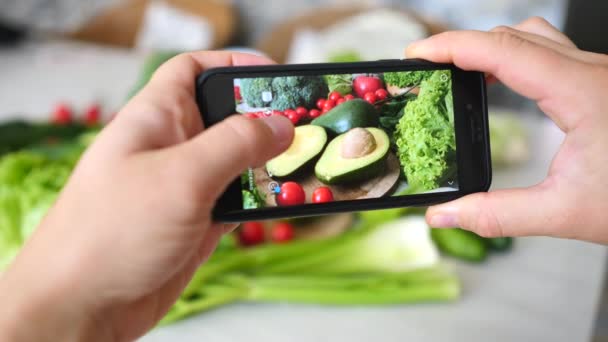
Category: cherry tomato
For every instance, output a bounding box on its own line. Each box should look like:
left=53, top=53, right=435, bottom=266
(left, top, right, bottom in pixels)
left=276, top=182, right=306, bottom=206
left=272, top=110, right=284, bottom=117
left=234, top=86, right=242, bottom=101
left=51, top=103, right=72, bottom=125
left=239, top=222, right=265, bottom=246
left=84, top=103, right=101, bottom=126
left=308, top=109, right=321, bottom=119
left=344, top=94, right=355, bottom=101
left=336, top=98, right=346, bottom=106
left=323, top=99, right=335, bottom=111
left=375, top=88, right=389, bottom=101
left=316, top=98, right=326, bottom=109
left=295, top=107, right=308, bottom=117
left=271, top=222, right=295, bottom=243
left=312, top=187, right=334, bottom=203
left=244, top=113, right=258, bottom=119
left=364, top=92, right=377, bottom=104
left=328, top=91, right=342, bottom=102
left=287, top=111, right=301, bottom=124
left=284, top=109, right=297, bottom=117
left=321, top=107, right=330, bottom=114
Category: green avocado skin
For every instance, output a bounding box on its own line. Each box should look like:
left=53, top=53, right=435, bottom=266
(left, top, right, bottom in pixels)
left=316, top=154, right=387, bottom=185
left=311, top=99, right=378, bottom=135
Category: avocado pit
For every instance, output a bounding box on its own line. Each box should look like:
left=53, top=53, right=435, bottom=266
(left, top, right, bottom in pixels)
left=340, top=127, right=377, bottom=159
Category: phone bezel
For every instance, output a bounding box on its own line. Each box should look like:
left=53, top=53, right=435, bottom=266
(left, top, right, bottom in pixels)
left=196, top=59, right=491, bottom=222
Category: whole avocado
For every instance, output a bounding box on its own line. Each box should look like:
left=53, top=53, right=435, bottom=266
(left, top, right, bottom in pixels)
left=311, top=99, right=378, bottom=135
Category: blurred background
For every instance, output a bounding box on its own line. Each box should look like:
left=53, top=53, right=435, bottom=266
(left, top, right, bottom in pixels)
left=1, top=1, right=607, bottom=341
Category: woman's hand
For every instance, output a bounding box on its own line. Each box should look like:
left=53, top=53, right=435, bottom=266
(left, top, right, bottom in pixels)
left=410, top=17, right=608, bottom=243
left=0, top=52, right=293, bottom=342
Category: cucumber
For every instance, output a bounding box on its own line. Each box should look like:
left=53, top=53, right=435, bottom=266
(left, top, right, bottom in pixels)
left=431, top=228, right=487, bottom=262
left=485, top=237, right=513, bottom=252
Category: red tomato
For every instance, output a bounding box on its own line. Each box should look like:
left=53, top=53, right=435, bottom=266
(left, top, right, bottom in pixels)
left=239, top=222, right=265, bottom=246
left=353, top=76, right=383, bottom=98
left=295, top=107, right=308, bottom=117
left=244, top=113, right=258, bottom=119
left=284, top=109, right=297, bottom=117
left=375, top=88, right=389, bottom=100
left=316, top=98, right=326, bottom=109
left=328, top=91, right=342, bottom=102
left=84, top=103, right=101, bottom=126
left=344, top=94, right=355, bottom=101
left=271, top=222, right=295, bottom=243
left=234, top=86, right=242, bottom=101
left=272, top=110, right=284, bottom=117
left=51, top=103, right=72, bottom=125
left=321, top=107, right=330, bottom=114
left=336, top=98, right=346, bottom=106
left=364, top=92, right=377, bottom=104
left=312, top=187, right=334, bottom=203
left=287, top=111, right=301, bottom=124
left=276, top=182, right=306, bottom=206
left=308, top=109, right=321, bottom=119
left=323, top=99, right=335, bottom=111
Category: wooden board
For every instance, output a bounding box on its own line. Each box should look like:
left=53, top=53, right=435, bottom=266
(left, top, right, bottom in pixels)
left=253, top=153, right=401, bottom=207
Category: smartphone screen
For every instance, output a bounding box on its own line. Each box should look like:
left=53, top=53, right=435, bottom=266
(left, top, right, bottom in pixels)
left=197, top=60, right=490, bottom=221
left=234, top=70, right=457, bottom=210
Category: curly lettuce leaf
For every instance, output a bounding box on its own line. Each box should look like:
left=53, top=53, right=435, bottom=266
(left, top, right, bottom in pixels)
left=384, top=71, right=434, bottom=88
left=394, top=70, right=456, bottom=190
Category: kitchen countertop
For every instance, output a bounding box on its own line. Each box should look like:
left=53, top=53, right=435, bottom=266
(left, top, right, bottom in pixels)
left=1, top=41, right=605, bottom=342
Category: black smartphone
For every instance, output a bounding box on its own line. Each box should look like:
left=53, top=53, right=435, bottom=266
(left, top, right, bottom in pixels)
left=197, top=59, right=491, bottom=222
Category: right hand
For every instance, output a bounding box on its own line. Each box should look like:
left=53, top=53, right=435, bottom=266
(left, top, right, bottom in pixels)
left=407, top=17, right=608, bottom=244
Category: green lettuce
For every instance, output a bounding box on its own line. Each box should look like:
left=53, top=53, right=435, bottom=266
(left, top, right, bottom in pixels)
left=383, top=71, right=434, bottom=88
left=394, top=70, right=456, bottom=190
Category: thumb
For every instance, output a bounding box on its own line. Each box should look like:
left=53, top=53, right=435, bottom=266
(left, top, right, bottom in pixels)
left=177, top=114, right=293, bottom=199
left=426, top=184, right=558, bottom=238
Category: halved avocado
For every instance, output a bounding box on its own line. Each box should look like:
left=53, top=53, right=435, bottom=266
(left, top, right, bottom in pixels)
left=315, top=127, right=389, bottom=184
left=311, top=99, right=378, bottom=135
left=266, top=125, right=327, bottom=178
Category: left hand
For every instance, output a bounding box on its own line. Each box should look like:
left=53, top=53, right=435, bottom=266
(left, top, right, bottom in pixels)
left=0, top=52, right=294, bottom=342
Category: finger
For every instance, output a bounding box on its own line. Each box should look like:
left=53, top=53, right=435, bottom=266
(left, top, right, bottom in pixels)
left=102, top=52, right=276, bottom=154
left=426, top=185, right=560, bottom=238
left=177, top=114, right=294, bottom=200
left=491, top=25, right=608, bottom=66
left=513, top=16, right=576, bottom=48
left=405, top=30, right=589, bottom=130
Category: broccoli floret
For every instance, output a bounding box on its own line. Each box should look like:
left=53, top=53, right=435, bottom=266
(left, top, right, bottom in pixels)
left=394, top=70, right=456, bottom=190
left=270, top=76, right=328, bottom=110
left=384, top=71, right=434, bottom=88
left=240, top=77, right=273, bottom=108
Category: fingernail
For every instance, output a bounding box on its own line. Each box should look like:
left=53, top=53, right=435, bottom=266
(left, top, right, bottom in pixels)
left=260, top=115, right=293, bottom=147
left=428, top=205, right=459, bottom=228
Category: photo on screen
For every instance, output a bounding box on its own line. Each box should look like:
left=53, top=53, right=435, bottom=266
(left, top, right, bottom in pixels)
left=233, top=70, right=457, bottom=209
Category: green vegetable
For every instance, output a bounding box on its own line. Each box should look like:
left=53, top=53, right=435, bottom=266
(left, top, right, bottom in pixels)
left=485, top=237, right=513, bottom=251
left=325, top=74, right=353, bottom=96
left=394, top=70, right=456, bottom=190
left=378, top=94, right=416, bottom=148
left=327, top=50, right=362, bottom=63
left=270, top=76, right=328, bottom=110
left=163, top=266, right=459, bottom=325
left=241, top=169, right=265, bottom=209
left=0, top=133, right=95, bottom=271
left=314, top=128, right=389, bottom=185
left=489, top=113, right=529, bottom=167
left=0, top=120, right=90, bottom=157
left=240, top=77, right=274, bottom=108
left=383, top=71, right=433, bottom=88
left=266, top=125, right=328, bottom=178
left=430, top=228, right=487, bottom=262
left=311, top=99, right=378, bottom=135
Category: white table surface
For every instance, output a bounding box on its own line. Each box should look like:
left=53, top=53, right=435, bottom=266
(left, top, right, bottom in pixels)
left=1, top=41, right=605, bottom=342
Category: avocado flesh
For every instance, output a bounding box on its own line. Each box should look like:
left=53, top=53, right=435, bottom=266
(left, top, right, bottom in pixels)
left=266, top=125, right=328, bottom=178
left=311, top=99, right=378, bottom=135
left=315, top=127, right=389, bottom=184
